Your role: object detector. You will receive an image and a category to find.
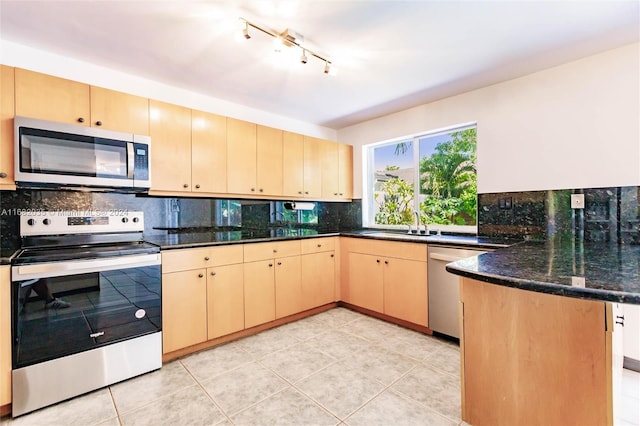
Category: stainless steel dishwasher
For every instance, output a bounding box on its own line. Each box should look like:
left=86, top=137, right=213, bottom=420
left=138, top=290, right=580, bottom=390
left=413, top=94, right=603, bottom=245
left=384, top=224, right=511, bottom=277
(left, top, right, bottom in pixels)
left=428, top=245, right=488, bottom=338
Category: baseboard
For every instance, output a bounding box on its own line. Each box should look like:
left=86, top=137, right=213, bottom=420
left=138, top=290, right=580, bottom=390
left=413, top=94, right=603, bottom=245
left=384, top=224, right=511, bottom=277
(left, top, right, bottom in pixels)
left=624, top=356, right=640, bottom=372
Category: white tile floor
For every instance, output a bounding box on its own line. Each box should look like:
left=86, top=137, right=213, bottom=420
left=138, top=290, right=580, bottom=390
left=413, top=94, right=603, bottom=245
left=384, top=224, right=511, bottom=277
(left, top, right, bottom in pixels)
left=2, top=307, right=639, bottom=426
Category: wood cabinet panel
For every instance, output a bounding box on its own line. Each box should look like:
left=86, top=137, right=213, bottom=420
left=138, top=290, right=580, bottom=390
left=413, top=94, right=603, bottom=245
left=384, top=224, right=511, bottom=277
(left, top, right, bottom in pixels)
left=89, top=86, right=149, bottom=134
left=320, top=139, right=339, bottom=199
left=282, top=131, right=304, bottom=197
left=342, top=238, right=427, bottom=261
left=243, top=240, right=301, bottom=263
left=209, top=245, right=243, bottom=266
left=301, top=237, right=335, bottom=254
left=338, top=143, right=353, bottom=199
left=0, top=66, right=15, bottom=189
left=257, top=125, right=283, bottom=196
left=303, top=136, right=322, bottom=198
left=346, top=252, right=384, bottom=312
left=274, top=256, right=302, bottom=319
left=0, top=266, right=11, bottom=406
left=207, top=264, right=244, bottom=339
left=149, top=100, right=192, bottom=192
left=383, top=257, right=428, bottom=326
left=461, top=278, right=608, bottom=426
left=227, top=118, right=257, bottom=195
left=243, top=260, right=276, bottom=328
left=162, top=248, right=212, bottom=273
left=301, top=251, right=336, bottom=310
left=15, top=68, right=90, bottom=125
left=162, top=269, right=208, bottom=353
left=191, top=110, right=227, bottom=193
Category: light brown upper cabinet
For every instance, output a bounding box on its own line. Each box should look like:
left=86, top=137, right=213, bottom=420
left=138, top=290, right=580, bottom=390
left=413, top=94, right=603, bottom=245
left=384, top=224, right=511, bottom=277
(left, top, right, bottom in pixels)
left=282, top=131, right=304, bottom=197
left=0, top=66, right=15, bottom=190
left=149, top=100, right=192, bottom=193
left=256, top=125, right=283, bottom=196
left=321, top=139, right=340, bottom=199
left=227, top=118, right=257, bottom=195
left=303, top=136, right=323, bottom=198
left=191, top=110, right=227, bottom=193
left=15, top=68, right=91, bottom=126
left=338, top=143, right=353, bottom=199
left=90, top=86, right=149, bottom=135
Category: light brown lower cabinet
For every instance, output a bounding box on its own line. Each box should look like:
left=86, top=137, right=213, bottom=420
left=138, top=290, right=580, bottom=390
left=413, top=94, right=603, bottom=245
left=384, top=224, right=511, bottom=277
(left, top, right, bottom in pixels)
left=1, top=266, right=11, bottom=406
left=206, top=264, right=244, bottom=340
left=460, top=277, right=616, bottom=426
left=346, top=252, right=384, bottom=312
left=300, top=251, right=336, bottom=310
left=243, top=259, right=276, bottom=328
left=274, top=256, right=302, bottom=319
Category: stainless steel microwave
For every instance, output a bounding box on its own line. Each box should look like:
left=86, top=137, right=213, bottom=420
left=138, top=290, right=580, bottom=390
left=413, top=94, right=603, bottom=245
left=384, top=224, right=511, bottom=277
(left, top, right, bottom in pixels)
left=14, top=116, right=151, bottom=190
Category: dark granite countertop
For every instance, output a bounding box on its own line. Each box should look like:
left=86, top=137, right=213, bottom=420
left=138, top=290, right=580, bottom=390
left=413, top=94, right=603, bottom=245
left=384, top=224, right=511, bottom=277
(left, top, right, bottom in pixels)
left=145, top=228, right=340, bottom=250
left=340, top=229, right=519, bottom=249
left=446, top=240, right=640, bottom=305
left=0, top=248, right=18, bottom=265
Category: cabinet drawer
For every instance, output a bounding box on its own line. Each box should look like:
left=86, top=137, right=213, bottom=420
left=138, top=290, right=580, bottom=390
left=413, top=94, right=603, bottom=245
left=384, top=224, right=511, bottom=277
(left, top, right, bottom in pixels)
left=210, top=245, right=243, bottom=266
left=341, top=237, right=426, bottom=261
left=244, top=240, right=301, bottom=262
left=162, top=247, right=213, bottom=273
left=301, top=237, right=335, bottom=254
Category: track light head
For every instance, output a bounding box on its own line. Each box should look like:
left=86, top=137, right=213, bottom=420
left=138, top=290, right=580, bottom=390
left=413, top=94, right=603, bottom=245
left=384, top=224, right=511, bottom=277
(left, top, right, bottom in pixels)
left=243, top=23, right=251, bottom=40
left=324, top=62, right=330, bottom=74
left=301, top=50, right=308, bottom=64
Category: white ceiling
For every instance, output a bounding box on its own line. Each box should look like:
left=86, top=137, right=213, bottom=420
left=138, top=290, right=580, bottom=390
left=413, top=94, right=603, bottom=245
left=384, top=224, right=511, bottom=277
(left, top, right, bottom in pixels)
left=0, top=1, right=638, bottom=130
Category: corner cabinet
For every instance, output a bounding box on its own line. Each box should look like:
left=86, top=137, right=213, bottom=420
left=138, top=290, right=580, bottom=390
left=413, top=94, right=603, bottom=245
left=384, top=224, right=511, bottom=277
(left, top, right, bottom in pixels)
left=1, top=266, right=11, bottom=407
left=341, top=238, right=428, bottom=327
left=0, top=66, right=15, bottom=190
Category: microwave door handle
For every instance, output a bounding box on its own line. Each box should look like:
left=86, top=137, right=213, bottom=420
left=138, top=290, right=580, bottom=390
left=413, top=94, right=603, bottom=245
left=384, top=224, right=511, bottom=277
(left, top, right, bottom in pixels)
left=127, top=142, right=135, bottom=179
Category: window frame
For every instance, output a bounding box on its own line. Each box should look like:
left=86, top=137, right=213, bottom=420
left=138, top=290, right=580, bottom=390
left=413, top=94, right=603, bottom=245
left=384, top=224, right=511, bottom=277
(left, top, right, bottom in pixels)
left=362, top=122, right=478, bottom=234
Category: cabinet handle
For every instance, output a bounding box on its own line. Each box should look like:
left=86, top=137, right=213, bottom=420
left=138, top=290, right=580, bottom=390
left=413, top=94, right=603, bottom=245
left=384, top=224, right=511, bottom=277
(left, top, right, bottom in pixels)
left=334, top=192, right=338, bottom=196
left=95, top=120, right=103, bottom=126
left=268, top=263, right=273, bottom=267
left=204, top=256, right=210, bottom=261
left=183, top=183, right=189, bottom=188
left=198, top=273, right=204, bottom=278
left=298, top=191, right=303, bottom=194
left=317, top=244, right=322, bottom=247
left=384, top=260, right=389, bottom=265
left=211, top=271, right=216, bottom=276
left=251, top=188, right=256, bottom=192
left=0, top=172, right=6, bottom=179
left=339, top=193, right=344, bottom=196
left=273, top=249, right=277, bottom=253
left=195, top=184, right=200, bottom=189
left=305, top=191, right=309, bottom=194
left=330, top=254, right=334, bottom=258
left=78, top=117, right=85, bottom=123
left=277, top=261, right=282, bottom=266
left=259, top=188, right=264, bottom=193
left=376, top=259, right=380, bottom=263
left=616, top=315, right=625, bottom=326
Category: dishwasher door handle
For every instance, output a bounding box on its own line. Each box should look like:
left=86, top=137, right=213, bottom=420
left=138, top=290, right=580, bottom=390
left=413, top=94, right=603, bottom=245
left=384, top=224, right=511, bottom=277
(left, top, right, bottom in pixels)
left=429, top=252, right=467, bottom=263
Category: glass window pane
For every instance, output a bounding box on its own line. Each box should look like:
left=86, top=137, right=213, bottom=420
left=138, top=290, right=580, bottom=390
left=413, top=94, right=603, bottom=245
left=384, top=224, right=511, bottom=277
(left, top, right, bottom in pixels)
left=372, top=141, right=415, bottom=225
left=418, top=128, right=477, bottom=226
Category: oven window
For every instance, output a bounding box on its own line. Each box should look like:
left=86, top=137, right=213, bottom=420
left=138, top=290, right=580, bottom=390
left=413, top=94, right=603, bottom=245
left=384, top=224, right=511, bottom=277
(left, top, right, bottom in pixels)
left=12, top=264, right=161, bottom=369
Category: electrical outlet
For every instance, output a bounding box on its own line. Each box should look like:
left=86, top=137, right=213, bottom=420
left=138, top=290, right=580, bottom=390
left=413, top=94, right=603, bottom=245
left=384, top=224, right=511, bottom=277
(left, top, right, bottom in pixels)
left=571, top=194, right=584, bottom=209
left=571, top=276, right=586, bottom=287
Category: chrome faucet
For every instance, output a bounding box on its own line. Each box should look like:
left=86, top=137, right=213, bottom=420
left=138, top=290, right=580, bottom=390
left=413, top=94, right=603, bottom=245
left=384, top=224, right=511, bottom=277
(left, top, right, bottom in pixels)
left=414, top=211, right=420, bottom=234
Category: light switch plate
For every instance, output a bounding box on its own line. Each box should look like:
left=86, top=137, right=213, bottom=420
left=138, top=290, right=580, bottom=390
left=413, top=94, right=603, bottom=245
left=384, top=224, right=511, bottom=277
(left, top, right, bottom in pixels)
left=571, top=194, right=585, bottom=209
left=571, top=276, right=586, bottom=287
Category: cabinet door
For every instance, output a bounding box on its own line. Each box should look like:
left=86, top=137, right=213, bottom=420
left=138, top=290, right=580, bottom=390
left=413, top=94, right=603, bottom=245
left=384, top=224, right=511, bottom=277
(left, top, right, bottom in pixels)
left=301, top=252, right=335, bottom=311
left=90, top=86, right=149, bottom=135
left=207, top=264, right=244, bottom=339
left=346, top=252, right=384, bottom=312
left=282, top=131, right=304, bottom=197
left=302, top=136, right=322, bottom=198
left=149, top=100, right=192, bottom=192
left=227, top=118, right=257, bottom=195
left=338, top=143, right=353, bottom=199
left=162, top=269, right=208, bottom=354
left=0, top=66, right=15, bottom=189
left=256, top=125, right=283, bottom=196
left=0, top=266, right=10, bottom=405
left=15, top=68, right=90, bottom=125
left=320, top=139, right=340, bottom=199
left=383, top=257, right=428, bottom=326
left=192, top=110, right=227, bottom=193
left=275, top=256, right=302, bottom=319
left=243, top=260, right=275, bottom=328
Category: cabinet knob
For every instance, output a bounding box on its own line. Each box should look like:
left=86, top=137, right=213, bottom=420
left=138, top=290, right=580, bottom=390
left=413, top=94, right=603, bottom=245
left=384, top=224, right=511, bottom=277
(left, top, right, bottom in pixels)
left=330, top=254, right=334, bottom=258
left=339, top=193, right=344, bottom=196
left=298, top=191, right=303, bottom=194
left=195, top=184, right=200, bottom=189
left=334, top=192, right=338, bottom=196
left=251, top=188, right=256, bottom=192
left=211, top=271, right=216, bottom=276
left=259, top=188, right=264, bottom=193
left=384, top=260, right=389, bottom=265
left=317, top=244, right=322, bottom=247
left=273, top=249, right=277, bottom=253
left=77, top=117, right=85, bottom=123
left=277, top=261, right=282, bottom=266
left=268, top=263, right=273, bottom=267
left=376, top=259, right=380, bottom=263
left=198, top=273, right=204, bottom=278
left=183, top=183, right=189, bottom=188
left=0, top=172, right=6, bottom=179
left=95, top=120, right=103, bottom=126
left=305, top=191, right=309, bottom=194
left=204, top=256, right=210, bottom=261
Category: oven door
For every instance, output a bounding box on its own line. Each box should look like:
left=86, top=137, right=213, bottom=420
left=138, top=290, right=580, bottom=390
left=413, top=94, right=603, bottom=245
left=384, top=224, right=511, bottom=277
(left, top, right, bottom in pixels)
left=11, top=253, right=161, bottom=369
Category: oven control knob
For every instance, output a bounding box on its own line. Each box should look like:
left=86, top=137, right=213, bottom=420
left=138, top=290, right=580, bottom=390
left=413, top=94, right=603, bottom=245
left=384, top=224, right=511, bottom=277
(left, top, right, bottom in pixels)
left=27, top=218, right=36, bottom=226
left=43, top=219, right=51, bottom=225
left=121, top=217, right=129, bottom=223
left=132, top=217, right=139, bottom=223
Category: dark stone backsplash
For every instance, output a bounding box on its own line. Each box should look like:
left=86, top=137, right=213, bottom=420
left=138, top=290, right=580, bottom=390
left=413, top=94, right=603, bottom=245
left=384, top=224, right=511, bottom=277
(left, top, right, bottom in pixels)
left=478, top=186, right=640, bottom=244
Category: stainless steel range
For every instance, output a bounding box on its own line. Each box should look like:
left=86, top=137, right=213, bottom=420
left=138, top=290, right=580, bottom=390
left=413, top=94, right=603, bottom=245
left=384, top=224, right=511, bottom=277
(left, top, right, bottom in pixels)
left=10, top=210, right=161, bottom=417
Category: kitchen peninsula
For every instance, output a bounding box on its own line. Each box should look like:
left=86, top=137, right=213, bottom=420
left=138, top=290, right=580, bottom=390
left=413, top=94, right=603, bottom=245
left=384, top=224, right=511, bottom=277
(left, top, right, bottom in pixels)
left=447, top=239, right=639, bottom=426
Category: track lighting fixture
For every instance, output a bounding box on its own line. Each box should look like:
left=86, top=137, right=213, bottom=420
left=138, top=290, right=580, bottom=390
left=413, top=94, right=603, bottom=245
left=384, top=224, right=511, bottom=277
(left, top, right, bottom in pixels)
left=239, top=17, right=334, bottom=75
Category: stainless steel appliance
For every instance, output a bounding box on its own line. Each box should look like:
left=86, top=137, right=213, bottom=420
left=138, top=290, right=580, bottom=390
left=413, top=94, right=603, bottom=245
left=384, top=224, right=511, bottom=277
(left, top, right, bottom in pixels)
left=11, top=211, right=161, bottom=417
left=428, top=245, right=487, bottom=339
left=14, top=116, right=151, bottom=190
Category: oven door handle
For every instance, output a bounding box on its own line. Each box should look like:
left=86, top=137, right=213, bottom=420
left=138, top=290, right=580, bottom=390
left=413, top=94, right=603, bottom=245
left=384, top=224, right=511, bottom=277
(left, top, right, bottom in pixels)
left=13, top=253, right=161, bottom=281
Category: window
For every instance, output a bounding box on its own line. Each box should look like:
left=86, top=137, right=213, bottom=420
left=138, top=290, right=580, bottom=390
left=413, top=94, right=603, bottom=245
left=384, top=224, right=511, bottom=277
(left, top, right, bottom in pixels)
left=365, top=124, right=477, bottom=231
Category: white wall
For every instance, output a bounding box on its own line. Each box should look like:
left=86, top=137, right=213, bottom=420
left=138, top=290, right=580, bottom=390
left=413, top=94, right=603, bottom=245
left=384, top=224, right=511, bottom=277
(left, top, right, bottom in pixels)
left=338, top=43, right=640, bottom=198
left=0, top=40, right=337, bottom=140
